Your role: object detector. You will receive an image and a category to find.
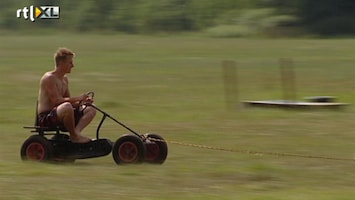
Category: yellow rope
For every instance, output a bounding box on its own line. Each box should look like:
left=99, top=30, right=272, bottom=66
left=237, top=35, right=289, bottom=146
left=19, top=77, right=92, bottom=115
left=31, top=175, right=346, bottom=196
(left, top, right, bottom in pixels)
left=148, top=137, right=355, bottom=162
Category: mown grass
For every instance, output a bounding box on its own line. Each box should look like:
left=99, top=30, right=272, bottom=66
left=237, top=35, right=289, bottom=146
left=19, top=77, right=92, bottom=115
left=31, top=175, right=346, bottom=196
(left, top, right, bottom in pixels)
left=2, top=33, right=355, bottom=199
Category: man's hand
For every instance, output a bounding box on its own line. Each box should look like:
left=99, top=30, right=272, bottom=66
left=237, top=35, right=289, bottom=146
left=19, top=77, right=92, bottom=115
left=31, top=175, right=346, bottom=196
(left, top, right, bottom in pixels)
left=81, top=92, right=94, bottom=105
left=78, top=93, right=89, bottom=102
left=84, top=96, right=94, bottom=104
left=73, top=92, right=94, bottom=106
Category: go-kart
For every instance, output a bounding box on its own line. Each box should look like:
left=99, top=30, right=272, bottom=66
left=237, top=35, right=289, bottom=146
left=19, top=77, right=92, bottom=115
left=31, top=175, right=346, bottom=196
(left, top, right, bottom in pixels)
left=21, top=92, right=168, bottom=164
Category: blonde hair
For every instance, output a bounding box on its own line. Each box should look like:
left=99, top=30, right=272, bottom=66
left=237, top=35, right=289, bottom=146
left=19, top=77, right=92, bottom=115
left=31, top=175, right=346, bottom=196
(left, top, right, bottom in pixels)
left=54, top=47, right=75, bottom=66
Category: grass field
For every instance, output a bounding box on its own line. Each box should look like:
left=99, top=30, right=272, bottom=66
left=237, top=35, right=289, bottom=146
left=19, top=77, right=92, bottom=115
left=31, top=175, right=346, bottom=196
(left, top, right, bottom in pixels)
left=2, top=33, right=355, bottom=199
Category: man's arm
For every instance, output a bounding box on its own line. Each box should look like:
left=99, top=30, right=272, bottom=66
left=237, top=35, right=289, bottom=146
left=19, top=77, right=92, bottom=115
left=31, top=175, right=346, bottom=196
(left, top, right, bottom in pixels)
left=63, top=76, right=70, bottom=98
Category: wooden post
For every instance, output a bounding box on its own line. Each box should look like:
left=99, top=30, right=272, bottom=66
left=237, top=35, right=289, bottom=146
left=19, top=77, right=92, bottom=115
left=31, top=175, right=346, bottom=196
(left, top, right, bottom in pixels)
left=222, top=60, right=238, bottom=110
left=279, top=58, right=296, bottom=102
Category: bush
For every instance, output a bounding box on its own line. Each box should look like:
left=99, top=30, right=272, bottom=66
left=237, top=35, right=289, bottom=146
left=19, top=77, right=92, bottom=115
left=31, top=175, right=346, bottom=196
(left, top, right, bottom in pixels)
left=205, top=25, right=253, bottom=37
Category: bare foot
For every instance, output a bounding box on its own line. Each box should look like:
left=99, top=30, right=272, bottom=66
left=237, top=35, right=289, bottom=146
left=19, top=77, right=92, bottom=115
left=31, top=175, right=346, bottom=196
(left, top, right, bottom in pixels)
left=70, top=134, right=91, bottom=143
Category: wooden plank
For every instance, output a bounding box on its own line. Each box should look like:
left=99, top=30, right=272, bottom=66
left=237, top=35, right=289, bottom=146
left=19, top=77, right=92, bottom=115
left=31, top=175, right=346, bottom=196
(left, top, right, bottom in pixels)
left=241, top=100, right=349, bottom=109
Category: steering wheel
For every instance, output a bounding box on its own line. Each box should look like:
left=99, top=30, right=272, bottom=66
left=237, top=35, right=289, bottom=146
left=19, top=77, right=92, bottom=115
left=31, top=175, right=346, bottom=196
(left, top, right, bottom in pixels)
left=77, top=91, right=95, bottom=111
left=86, top=91, right=95, bottom=100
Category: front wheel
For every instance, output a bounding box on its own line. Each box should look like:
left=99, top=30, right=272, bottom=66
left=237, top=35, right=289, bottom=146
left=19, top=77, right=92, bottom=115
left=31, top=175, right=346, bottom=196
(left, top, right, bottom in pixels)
left=143, top=133, right=168, bottom=164
left=112, top=134, right=145, bottom=164
left=20, top=135, right=53, bottom=162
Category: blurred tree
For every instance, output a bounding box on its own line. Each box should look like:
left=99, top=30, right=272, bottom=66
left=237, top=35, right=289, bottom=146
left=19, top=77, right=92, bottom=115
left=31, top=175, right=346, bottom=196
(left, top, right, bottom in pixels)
left=265, top=0, right=355, bottom=36
left=108, top=0, right=143, bottom=33
left=76, top=0, right=115, bottom=31
left=143, top=0, right=195, bottom=32
left=1, top=0, right=355, bottom=36
left=0, top=0, right=17, bottom=29
left=258, top=0, right=300, bottom=14
left=298, top=0, right=355, bottom=35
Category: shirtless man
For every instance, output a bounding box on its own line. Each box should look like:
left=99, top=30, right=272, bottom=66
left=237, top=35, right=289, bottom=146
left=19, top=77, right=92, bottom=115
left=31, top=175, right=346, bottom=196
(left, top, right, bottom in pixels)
left=37, top=48, right=96, bottom=143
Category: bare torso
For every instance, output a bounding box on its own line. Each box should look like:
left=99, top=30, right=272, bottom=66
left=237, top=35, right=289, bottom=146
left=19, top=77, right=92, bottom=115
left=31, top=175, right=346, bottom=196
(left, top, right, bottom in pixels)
left=38, top=71, right=69, bottom=113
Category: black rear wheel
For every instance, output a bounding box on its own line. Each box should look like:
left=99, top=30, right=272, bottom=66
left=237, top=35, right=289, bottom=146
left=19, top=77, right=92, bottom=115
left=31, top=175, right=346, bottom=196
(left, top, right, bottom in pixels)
left=20, top=135, right=53, bottom=162
left=112, top=135, right=145, bottom=164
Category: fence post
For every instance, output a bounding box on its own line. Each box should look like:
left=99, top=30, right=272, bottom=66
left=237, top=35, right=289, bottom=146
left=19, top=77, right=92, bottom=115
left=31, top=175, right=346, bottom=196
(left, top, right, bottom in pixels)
left=279, top=58, right=296, bottom=102
left=222, top=60, right=238, bottom=110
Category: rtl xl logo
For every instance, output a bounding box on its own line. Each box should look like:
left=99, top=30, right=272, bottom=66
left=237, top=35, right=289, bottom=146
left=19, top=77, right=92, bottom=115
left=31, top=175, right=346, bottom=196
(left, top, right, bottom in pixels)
left=16, top=6, right=60, bottom=22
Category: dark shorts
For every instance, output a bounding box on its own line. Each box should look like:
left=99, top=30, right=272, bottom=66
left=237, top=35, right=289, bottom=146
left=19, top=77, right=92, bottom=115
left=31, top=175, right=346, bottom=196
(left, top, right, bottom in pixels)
left=38, top=107, right=84, bottom=128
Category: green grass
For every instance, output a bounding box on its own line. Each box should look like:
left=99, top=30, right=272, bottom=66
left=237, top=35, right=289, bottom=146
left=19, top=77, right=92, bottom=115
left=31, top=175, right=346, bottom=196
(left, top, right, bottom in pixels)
left=2, top=33, right=355, bottom=199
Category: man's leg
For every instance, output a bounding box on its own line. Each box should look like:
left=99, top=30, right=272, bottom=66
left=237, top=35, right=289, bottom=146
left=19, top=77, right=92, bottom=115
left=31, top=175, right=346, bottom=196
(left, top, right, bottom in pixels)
left=56, top=102, right=90, bottom=143
left=75, top=105, right=96, bottom=133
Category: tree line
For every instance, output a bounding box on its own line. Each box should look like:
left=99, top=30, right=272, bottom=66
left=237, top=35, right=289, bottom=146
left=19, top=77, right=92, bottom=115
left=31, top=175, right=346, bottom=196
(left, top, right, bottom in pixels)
left=1, top=0, right=355, bottom=36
